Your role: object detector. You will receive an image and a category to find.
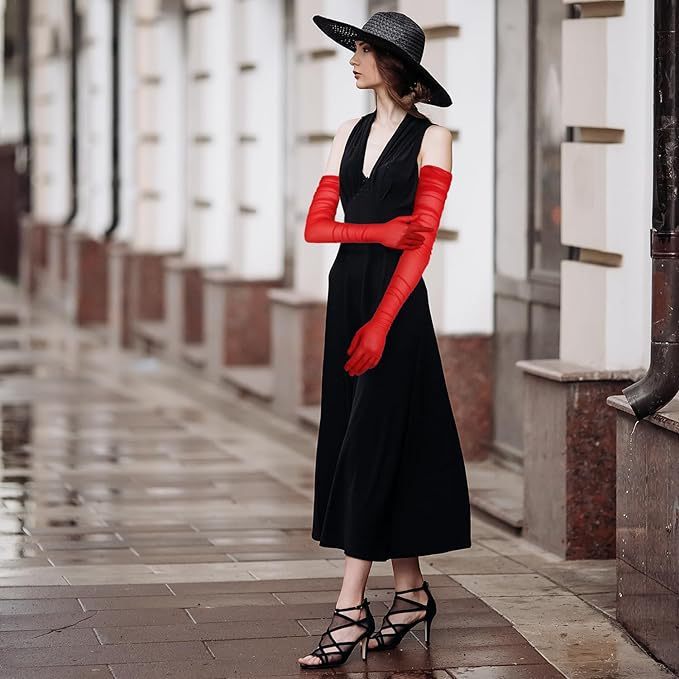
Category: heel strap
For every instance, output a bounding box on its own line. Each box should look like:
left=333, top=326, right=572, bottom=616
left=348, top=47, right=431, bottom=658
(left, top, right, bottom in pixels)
left=334, top=597, right=368, bottom=612
left=395, top=580, right=428, bottom=595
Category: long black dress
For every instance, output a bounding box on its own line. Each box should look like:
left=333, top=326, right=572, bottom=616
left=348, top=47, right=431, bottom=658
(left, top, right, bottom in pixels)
left=311, top=108, right=472, bottom=562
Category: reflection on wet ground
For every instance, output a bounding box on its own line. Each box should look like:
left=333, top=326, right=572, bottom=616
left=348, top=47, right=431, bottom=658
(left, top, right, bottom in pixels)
left=0, top=282, right=675, bottom=679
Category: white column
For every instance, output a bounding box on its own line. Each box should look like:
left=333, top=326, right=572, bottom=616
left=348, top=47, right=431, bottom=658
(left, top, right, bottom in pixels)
left=73, top=0, right=113, bottom=238
left=132, top=0, right=186, bottom=253
left=30, top=0, right=72, bottom=223
left=399, top=0, right=495, bottom=336
left=560, top=0, right=653, bottom=370
left=229, top=0, right=286, bottom=277
left=293, top=0, right=370, bottom=298
left=182, top=0, right=238, bottom=267
left=113, top=0, right=137, bottom=243
left=0, top=0, right=5, bottom=133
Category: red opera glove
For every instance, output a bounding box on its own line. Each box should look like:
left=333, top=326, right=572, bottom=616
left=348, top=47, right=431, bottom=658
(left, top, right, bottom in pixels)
left=344, top=164, right=453, bottom=376
left=304, top=175, right=425, bottom=250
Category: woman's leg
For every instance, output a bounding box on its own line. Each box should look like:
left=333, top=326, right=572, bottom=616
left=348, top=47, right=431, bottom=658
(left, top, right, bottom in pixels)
left=298, top=555, right=372, bottom=666
left=367, top=556, right=428, bottom=649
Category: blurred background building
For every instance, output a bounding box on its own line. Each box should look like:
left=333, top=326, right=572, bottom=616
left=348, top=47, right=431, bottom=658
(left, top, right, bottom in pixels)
left=0, top=1, right=676, bottom=673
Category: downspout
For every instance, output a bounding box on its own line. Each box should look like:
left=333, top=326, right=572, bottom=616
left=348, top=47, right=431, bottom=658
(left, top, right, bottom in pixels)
left=20, top=0, right=31, bottom=212
left=622, top=0, right=679, bottom=419
left=63, top=0, right=78, bottom=226
left=104, top=0, right=120, bottom=240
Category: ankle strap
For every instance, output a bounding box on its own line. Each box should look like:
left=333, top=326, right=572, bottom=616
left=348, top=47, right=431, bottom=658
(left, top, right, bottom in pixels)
left=335, top=597, right=368, bottom=612
left=395, top=580, right=428, bottom=595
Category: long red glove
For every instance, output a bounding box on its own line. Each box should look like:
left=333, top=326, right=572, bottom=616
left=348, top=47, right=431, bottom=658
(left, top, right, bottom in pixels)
left=304, top=174, right=425, bottom=250
left=345, top=164, right=453, bottom=376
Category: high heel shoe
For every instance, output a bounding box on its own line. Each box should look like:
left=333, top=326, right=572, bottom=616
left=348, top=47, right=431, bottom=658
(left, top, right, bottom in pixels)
left=369, top=579, right=437, bottom=650
left=298, top=597, right=375, bottom=669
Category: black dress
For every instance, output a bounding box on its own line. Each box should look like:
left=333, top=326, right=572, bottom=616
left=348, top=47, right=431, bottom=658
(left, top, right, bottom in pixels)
left=311, top=108, right=472, bottom=562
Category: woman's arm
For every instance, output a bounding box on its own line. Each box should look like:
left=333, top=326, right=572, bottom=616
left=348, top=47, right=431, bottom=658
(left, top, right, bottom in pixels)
left=344, top=125, right=454, bottom=376
left=304, top=120, right=423, bottom=249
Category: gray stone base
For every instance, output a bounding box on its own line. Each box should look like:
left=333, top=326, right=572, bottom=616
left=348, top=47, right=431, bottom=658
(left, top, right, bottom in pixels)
left=608, top=393, right=679, bottom=675
left=203, top=269, right=283, bottom=379
left=516, top=359, right=644, bottom=559
left=268, top=288, right=326, bottom=420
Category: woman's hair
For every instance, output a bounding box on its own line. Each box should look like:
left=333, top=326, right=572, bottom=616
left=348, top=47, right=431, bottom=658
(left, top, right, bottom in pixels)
left=371, top=43, right=433, bottom=121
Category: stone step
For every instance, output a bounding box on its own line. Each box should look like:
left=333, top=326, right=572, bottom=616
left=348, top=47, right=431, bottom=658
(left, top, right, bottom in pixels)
left=220, top=364, right=274, bottom=404
left=466, top=458, right=524, bottom=533
left=134, top=321, right=167, bottom=352
left=182, top=343, right=206, bottom=369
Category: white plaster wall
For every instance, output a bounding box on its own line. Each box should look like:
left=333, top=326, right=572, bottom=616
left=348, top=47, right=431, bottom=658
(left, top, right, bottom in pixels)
left=494, top=0, right=530, bottom=282
left=132, top=0, right=186, bottom=252
left=0, top=73, right=22, bottom=142
left=293, top=0, right=370, bottom=298
left=73, top=0, right=113, bottom=238
left=30, top=0, right=72, bottom=223
left=234, top=0, right=286, bottom=279
left=113, top=0, right=137, bottom=242
left=560, top=2, right=653, bottom=370
left=399, top=0, right=495, bottom=336
left=0, top=0, right=5, bottom=138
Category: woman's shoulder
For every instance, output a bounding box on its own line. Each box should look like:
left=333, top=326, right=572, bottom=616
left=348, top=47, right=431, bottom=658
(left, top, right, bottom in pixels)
left=323, top=116, right=364, bottom=175
left=422, top=123, right=453, bottom=146
left=418, top=123, right=453, bottom=170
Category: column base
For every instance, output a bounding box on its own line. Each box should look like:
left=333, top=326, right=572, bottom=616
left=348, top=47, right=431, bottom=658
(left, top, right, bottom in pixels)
left=65, top=231, right=108, bottom=326
left=517, top=358, right=644, bottom=559
left=107, top=246, right=175, bottom=350
left=268, top=287, right=325, bottom=419
left=19, top=218, right=49, bottom=298
left=164, top=258, right=215, bottom=364
left=609, top=393, right=679, bottom=675
left=203, top=269, right=283, bottom=377
left=438, top=333, right=493, bottom=462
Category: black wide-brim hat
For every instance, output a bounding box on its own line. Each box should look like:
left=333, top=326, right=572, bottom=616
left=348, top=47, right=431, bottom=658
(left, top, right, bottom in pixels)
left=312, top=11, right=452, bottom=108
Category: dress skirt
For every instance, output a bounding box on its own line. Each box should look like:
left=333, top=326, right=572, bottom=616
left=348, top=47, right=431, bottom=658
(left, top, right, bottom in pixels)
left=310, top=240, right=472, bottom=562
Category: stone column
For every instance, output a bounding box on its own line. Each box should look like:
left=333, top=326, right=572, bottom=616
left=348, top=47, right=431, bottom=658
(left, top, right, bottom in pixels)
left=393, top=1, right=496, bottom=461
left=195, top=0, right=288, bottom=394
left=267, top=0, right=366, bottom=419
left=518, top=0, right=653, bottom=557
left=25, top=0, right=72, bottom=300
left=162, top=0, right=237, bottom=368
left=56, top=0, right=115, bottom=325
left=108, top=0, right=187, bottom=350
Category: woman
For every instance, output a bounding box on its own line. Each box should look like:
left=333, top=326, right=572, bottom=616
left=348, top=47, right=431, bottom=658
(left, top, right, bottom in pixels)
left=298, top=11, right=472, bottom=669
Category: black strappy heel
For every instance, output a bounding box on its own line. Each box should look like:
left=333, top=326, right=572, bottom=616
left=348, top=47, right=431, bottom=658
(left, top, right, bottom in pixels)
left=299, top=596, right=375, bottom=669
left=369, top=579, right=437, bottom=650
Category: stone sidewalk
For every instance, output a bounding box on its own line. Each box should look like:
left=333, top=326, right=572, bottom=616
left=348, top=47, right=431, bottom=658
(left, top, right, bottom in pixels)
left=0, top=282, right=675, bottom=678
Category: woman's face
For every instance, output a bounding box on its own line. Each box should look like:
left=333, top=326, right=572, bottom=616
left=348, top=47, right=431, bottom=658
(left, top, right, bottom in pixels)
left=349, top=40, right=380, bottom=90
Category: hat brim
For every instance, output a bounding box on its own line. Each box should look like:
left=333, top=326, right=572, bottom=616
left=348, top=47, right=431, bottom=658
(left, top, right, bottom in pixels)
left=312, top=14, right=452, bottom=108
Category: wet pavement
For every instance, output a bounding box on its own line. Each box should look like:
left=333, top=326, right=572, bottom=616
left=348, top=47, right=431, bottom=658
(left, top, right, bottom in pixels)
left=0, top=280, right=676, bottom=679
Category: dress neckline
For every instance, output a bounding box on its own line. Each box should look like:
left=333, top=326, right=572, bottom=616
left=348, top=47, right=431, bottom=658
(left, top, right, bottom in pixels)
left=360, top=109, right=410, bottom=181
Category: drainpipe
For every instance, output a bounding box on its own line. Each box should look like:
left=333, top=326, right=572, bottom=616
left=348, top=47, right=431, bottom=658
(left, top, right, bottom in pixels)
left=63, top=0, right=78, bottom=226
left=622, top=0, right=679, bottom=419
left=104, top=0, right=120, bottom=240
left=19, top=0, right=31, bottom=213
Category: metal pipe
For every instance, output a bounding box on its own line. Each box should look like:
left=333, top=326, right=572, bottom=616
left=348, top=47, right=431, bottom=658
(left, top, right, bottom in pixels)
left=20, top=0, right=32, bottom=213
left=63, top=0, right=78, bottom=226
left=623, top=0, right=679, bottom=419
left=104, top=0, right=120, bottom=240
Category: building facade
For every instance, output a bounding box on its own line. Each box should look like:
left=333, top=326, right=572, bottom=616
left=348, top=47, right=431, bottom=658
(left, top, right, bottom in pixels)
left=2, top=0, right=677, bottom=673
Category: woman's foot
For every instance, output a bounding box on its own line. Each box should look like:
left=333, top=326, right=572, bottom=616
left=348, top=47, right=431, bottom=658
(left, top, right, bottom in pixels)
left=297, top=599, right=370, bottom=667
left=367, top=582, right=429, bottom=650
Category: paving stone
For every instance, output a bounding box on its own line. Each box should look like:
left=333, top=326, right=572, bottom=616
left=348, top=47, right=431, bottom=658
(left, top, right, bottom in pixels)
left=0, top=641, right=211, bottom=667
left=0, top=287, right=666, bottom=679
left=0, top=627, right=100, bottom=648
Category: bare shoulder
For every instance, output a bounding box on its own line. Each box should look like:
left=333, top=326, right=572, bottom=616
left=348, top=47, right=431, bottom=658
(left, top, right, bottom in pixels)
left=419, top=123, right=453, bottom=172
left=323, top=116, right=363, bottom=175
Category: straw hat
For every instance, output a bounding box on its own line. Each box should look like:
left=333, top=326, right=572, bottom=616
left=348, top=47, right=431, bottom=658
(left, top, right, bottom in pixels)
left=312, top=11, right=452, bottom=107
